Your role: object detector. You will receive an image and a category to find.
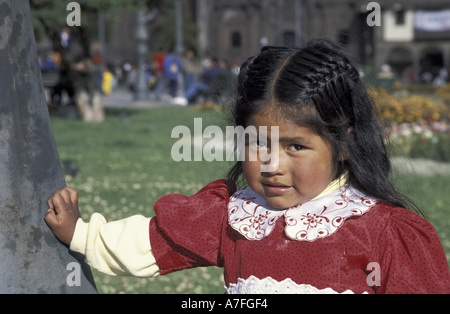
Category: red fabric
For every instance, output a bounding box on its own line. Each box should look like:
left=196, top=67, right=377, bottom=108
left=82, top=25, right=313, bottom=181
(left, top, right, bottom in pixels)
left=153, top=53, right=165, bottom=74
left=149, top=180, right=450, bottom=294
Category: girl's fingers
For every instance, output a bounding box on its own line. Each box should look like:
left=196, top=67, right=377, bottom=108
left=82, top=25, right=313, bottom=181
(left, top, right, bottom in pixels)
left=65, top=186, right=79, bottom=204
left=51, top=194, right=69, bottom=216
left=48, top=187, right=79, bottom=209
left=44, top=207, right=59, bottom=226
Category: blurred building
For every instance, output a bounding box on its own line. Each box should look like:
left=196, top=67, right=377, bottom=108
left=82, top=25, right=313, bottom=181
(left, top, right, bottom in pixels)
left=376, top=0, right=450, bottom=82
left=195, top=0, right=374, bottom=66
left=107, top=0, right=450, bottom=81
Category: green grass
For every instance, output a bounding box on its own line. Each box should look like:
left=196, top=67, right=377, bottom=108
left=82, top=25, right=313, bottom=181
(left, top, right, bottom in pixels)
left=50, top=106, right=450, bottom=294
left=394, top=174, right=450, bottom=264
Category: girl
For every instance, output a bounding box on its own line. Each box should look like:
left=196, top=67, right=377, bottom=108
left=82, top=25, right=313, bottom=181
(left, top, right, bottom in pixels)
left=45, top=39, right=450, bottom=294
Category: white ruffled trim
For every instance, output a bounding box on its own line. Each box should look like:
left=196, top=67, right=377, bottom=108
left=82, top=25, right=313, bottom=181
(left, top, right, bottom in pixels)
left=226, top=276, right=359, bottom=294
left=228, top=186, right=377, bottom=242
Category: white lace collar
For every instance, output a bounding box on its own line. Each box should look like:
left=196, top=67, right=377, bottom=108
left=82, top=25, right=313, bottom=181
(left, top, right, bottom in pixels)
left=228, top=186, right=377, bottom=242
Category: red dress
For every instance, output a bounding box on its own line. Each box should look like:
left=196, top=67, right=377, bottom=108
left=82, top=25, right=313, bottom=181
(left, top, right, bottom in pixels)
left=149, top=180, right=450, bottom=294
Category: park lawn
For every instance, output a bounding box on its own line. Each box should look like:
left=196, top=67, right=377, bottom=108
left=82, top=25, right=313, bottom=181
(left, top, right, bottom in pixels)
left=50, top=106, right=450, bottom=294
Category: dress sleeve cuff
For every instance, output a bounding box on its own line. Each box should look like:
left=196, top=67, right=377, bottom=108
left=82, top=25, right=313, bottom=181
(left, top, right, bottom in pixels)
left=70, top=217, right=90, bottom=254
left=69, top=213, right=160, bottom=278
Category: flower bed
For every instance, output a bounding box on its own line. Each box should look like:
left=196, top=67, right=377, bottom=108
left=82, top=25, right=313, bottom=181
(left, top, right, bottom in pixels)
left=371, top=88, right=450, bottom=125
left=386, top=121, right=450, bottom=162
left=370, top=88, right=450, bottom=162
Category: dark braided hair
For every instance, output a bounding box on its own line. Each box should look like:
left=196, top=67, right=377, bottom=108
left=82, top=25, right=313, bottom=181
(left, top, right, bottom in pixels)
left=228, top=38, right=422, bottom=215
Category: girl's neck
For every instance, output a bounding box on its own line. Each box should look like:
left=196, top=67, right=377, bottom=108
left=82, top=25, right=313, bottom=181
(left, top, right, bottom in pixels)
left=310, top=172, right=348, bottom=201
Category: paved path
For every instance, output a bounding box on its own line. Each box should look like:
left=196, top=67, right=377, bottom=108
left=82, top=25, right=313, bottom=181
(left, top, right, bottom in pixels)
left=100, top=90, right=183, bottom=108
left=391, top=157, right=450, bottom=176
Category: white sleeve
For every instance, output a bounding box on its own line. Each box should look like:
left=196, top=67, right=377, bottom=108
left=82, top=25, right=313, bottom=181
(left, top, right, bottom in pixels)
left=70, top=213, right=160, bottom=278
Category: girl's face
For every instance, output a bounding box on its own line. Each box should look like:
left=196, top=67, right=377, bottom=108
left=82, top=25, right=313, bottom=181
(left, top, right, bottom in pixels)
left=243, top=111, right=335, bottom=210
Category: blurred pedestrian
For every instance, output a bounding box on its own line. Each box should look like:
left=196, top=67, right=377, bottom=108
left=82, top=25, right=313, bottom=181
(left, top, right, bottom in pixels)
left=184, top=57, right=227, bottom=103
left=102, top=67, right=115, bottom=95
left=163, top=51, right=182, bottom=98
left=152, top=49, right=165, bottom=101
left=126, top=65, right=137, bottom=93
left=183, top=50, right=201, bottom=94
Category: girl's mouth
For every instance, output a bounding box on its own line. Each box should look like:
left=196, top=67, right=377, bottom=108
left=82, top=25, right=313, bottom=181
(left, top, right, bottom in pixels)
left=262, top=183, right=293, bottom=195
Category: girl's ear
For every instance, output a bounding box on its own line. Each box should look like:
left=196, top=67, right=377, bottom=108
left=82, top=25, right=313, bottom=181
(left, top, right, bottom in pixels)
left=339, top=127, right=353, bottom=161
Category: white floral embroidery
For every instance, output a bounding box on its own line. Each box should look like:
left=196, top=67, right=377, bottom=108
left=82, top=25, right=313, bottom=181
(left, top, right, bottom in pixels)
left=226, top=275, right=361, bottom=294
left=228, top=186, right=377, bottom=242
left=228, top=189, right=284, bottom=240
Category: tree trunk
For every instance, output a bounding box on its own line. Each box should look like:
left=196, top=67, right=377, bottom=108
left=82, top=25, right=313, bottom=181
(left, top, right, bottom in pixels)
left=0, top=0, right=97, bottom=293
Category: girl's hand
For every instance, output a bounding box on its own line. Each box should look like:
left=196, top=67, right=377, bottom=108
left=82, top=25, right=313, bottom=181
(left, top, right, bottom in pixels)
left=44, top=187, right=81, bottom=246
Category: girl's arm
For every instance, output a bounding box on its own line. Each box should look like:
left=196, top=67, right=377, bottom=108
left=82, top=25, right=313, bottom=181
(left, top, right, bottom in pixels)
left=45, top=187, right=160, bottom=277
left=46, top=180, right=235, bottom=278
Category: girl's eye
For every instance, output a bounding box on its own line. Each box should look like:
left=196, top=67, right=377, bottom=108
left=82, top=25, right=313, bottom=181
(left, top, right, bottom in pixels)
left=289, top=144, right=306, bottom=152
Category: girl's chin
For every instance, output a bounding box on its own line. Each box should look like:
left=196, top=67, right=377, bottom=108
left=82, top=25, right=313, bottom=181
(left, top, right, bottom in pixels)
left=263, top=196, right=303, bottom=210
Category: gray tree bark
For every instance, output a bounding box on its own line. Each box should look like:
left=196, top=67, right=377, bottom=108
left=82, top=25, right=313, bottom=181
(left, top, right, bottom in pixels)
left=0, top=0, right=96, bottom=293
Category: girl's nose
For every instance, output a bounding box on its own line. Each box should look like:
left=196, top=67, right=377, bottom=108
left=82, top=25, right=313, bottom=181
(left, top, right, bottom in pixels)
left=262, top=161, right=280, bottom=174
left=261, top=149, right=286, bottom=175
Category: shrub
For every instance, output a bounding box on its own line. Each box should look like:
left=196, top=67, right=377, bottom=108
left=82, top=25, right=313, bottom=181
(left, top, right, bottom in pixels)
left=370, top=88, right=450, bottom=126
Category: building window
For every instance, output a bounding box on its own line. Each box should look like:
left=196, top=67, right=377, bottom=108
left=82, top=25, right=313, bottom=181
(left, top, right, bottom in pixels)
left=231, top=32, right=241, bottom=48
left=395, top=10, right=405, bottom=25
